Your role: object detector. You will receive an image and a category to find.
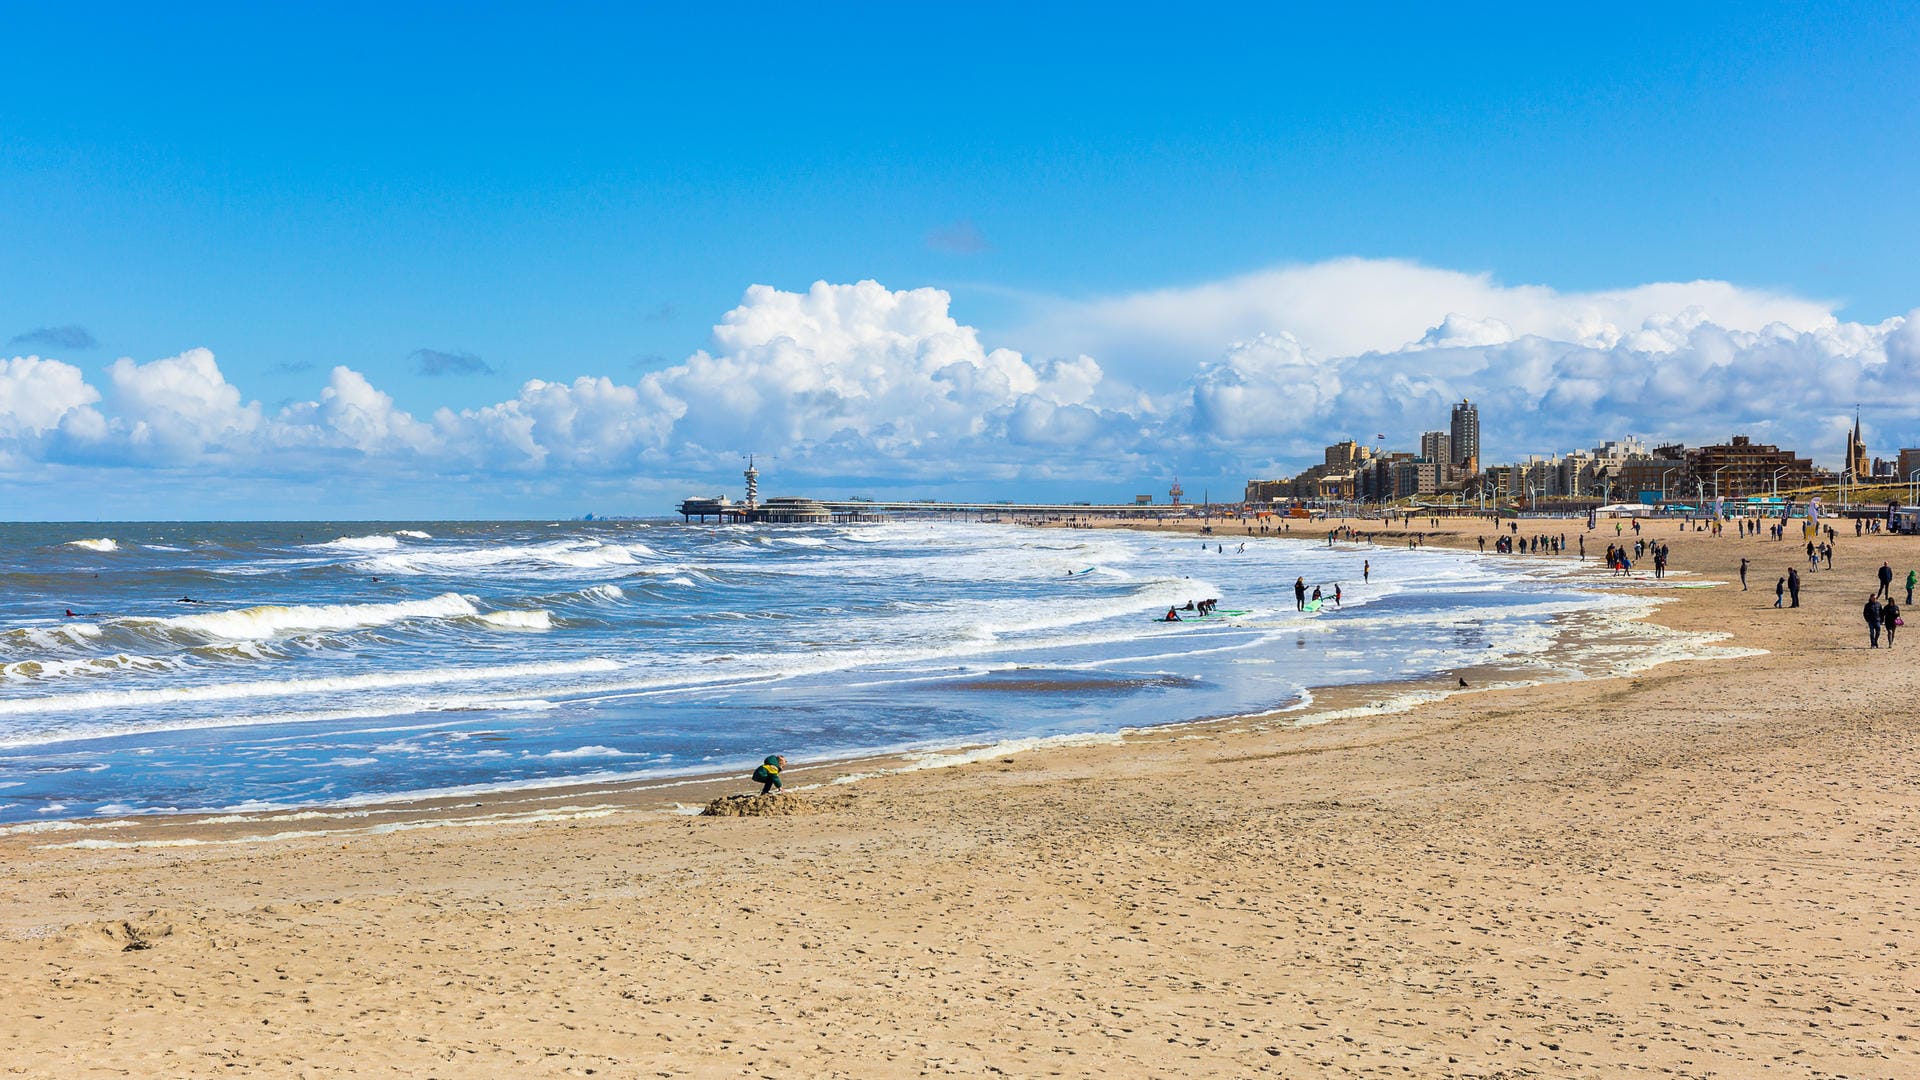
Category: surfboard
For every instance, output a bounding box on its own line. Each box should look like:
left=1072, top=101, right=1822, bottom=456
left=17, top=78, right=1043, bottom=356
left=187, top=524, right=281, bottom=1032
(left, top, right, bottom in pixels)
left=1304, top=599, right=1324, bottom=613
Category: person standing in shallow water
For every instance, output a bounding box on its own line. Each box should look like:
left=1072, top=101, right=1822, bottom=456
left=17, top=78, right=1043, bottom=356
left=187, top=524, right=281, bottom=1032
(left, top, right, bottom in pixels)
left=1294, top=576, right=1307, bottom=611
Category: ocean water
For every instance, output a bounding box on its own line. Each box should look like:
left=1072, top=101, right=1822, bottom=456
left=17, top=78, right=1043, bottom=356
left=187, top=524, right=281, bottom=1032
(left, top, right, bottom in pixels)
left=0, top=519, right=1619, bottom=823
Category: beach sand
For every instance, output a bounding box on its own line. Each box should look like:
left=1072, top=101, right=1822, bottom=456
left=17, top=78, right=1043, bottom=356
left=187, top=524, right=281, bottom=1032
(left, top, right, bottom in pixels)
left=4, top=516, right=1917, bottom=1077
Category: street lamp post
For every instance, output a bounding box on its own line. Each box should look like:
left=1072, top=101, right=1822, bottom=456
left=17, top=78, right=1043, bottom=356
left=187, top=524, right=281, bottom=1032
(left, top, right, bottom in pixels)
left=1712, top=466, right=1730, bottom=502
left=1908, top=469, right=1920, bottom=508
left=1661, top=468, right=1676, bottom=502
left=1770, top=466, right=1789, bottom=497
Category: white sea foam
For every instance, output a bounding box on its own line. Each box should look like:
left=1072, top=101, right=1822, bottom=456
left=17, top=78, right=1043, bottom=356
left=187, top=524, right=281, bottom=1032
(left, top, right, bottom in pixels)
left=476, top=609, right=553, bottom=631
left=0, top=818, right=131, bottom=836
left=3, top=653, right=183, bottom=682
left=357, top=539, right=650, bottom=576
left=394, top=530, right=432, bottom=540
left=312, top=534, right=400, bottom=552
left=537, top=745, right=630, bottom=759
left=0, top=623, right=104, bottom=655
left=0, top=656, right=623, bottom=730
left=129, top=592, right=481, bottom=641
left=65, top=538, right=118, bottom=552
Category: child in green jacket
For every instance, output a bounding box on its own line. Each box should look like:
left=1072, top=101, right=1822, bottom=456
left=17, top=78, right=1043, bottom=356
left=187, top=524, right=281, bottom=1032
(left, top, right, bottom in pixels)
left=752, top=755, right=786, bottom=795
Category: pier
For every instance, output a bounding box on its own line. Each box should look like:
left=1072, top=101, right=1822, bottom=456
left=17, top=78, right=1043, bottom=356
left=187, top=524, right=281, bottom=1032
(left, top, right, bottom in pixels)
left=676, top=496, right=1185, bottom=524
left=679, top=459, right=1195, bottom=524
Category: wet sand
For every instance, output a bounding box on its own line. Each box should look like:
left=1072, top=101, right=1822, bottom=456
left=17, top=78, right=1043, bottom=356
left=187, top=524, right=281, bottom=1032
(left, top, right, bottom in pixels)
left=3, top=515, right=1917, bottom=1077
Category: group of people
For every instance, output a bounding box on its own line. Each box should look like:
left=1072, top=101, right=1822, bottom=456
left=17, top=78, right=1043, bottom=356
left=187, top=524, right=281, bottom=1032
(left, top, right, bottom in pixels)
left=1290, top=576, right=1341, bottom=611
left=1483, top=533, right=1567, bottom=555
left=1163, top=598, right=1223, bottom=620
left=1863, top=594, right=1902, bottom=648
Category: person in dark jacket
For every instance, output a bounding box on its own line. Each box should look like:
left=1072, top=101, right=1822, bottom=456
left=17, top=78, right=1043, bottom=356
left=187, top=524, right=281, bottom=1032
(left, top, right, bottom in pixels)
left=1774, top=576, right=1785, bottom=608
left=752, top=755, right=786, bottom=795
left=1879, top=561, right=1894, bottom=599
left=1294, top=576, right=1307, bottom=611
left=1883, top=599, right=1901, bottom=649
left=1865, top=595, right=1883, bottom=648
left=1788, top=568, right=1801, bottom=607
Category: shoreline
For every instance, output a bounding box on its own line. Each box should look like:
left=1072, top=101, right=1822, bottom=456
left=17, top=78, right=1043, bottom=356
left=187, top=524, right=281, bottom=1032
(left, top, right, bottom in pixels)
left=2, top=525, right=1740, bottom=845
left=5, top=514, right=1917, bottom=1077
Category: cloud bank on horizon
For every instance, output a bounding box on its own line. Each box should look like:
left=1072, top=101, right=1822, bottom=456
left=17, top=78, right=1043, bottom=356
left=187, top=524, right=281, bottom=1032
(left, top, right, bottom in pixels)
left=5, top=258, right=1917, bottom=508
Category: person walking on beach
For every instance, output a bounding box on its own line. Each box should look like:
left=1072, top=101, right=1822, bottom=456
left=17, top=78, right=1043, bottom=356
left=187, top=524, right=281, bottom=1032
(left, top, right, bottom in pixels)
left=1775, top=576, right=1785, bottom=608
left=1788, top=567, right=1801, bottom=608
left=1884, top=599, right=1901, bottom=647
left=1908, top=569, right=1917, bottom=605
left=1865, top=595, right=1884, bottom=648
left=1739, top=557, right=1749, bottom=590
left=1878, top=561, right=1894, bottom=599
left=1294, top=576, right=1307, bottom=611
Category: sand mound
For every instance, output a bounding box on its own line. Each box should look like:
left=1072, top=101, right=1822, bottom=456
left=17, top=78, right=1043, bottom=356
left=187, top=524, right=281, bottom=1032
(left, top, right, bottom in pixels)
left=700, top=792, right=848, bottom=817
left=79, top=913, right=176, bottom=953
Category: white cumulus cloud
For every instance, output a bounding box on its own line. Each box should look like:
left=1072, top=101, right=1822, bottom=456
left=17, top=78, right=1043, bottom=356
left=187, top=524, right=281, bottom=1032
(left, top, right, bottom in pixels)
left=3, top=265, right=1917, bottom=513
left=1017, top=257, right=1839, bottom=379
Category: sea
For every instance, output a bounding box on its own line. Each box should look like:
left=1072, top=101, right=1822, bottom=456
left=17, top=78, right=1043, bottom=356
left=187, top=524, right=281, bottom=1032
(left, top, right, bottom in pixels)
left=0, top=519, right=1670, bottom=825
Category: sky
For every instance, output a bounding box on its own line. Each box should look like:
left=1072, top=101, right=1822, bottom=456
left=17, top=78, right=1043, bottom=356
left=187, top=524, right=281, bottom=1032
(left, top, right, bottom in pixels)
left=4, top=2, right=1920, bottom=519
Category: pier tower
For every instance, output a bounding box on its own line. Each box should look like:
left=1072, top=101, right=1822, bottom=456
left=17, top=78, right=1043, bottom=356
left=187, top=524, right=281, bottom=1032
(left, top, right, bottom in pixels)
left=1169, top=476, right=1184, bottom=507
left=744, top=456, right=760, bottom=510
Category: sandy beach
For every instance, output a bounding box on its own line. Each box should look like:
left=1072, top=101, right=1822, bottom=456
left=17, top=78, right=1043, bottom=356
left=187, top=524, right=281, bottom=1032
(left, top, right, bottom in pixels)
left=4, top=515, right=1917, bottom=1078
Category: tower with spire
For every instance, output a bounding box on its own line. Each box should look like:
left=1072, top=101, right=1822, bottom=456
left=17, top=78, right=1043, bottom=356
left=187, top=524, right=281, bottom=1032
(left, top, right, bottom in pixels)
left=1846, top=410, right=1869, bottom=483
left=1168, top=475, right=1184, bottom=507
left=743, top=455, right=760, bottom=510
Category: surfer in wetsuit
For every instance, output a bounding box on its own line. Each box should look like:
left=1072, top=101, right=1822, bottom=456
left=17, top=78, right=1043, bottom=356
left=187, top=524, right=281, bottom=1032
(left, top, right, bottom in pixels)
left=1164, top=607, right=1182, bottom=622
left=1294, top=577, right=1307, bottom=611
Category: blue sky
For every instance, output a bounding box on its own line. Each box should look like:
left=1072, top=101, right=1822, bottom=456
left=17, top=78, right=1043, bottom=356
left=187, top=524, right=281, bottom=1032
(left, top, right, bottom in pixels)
left=5, top=3, right=1920, bottom=518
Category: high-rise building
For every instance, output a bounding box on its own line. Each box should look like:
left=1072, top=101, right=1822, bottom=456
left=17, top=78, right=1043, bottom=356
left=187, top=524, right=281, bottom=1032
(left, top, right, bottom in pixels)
left=1449, top=399, right=1480, bottom=471
left=1419, top=431, right=1451, bottom=465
